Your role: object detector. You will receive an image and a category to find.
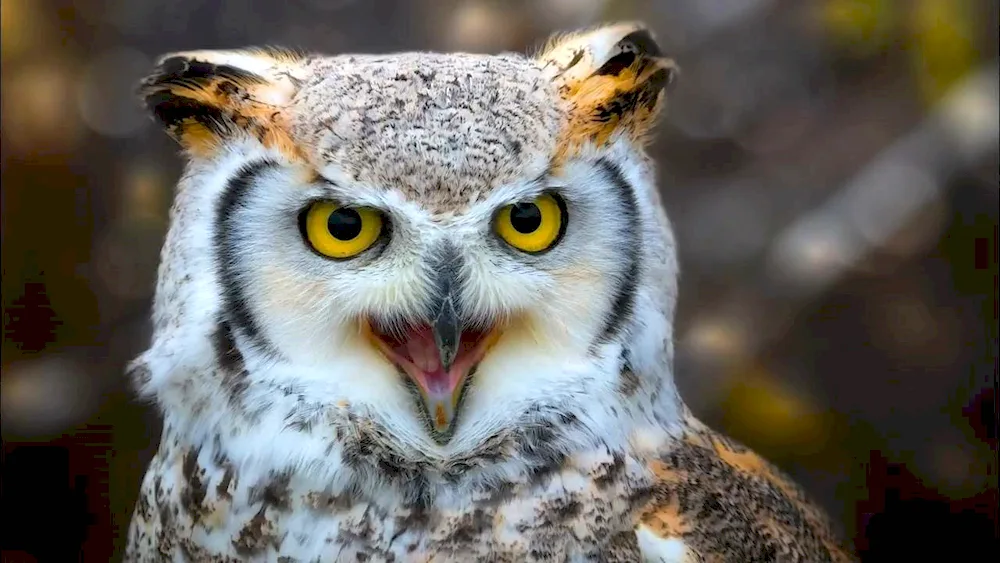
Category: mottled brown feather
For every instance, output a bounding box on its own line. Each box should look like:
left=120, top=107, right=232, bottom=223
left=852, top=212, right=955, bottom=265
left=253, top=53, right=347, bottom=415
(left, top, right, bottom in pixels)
left=639, top=414, right=855, bottom=562
left=537, top=22, right=678, bottom=159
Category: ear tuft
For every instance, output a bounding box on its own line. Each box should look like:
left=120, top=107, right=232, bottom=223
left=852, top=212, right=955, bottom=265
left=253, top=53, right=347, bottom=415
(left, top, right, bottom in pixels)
left=139, top=48, right=306, bottom=158
left=538, top=22, right=678, bottom=156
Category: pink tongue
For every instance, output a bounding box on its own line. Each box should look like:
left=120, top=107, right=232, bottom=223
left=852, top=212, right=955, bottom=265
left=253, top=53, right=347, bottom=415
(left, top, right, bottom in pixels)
left=404, top=332, right=451, bottom=394
left=422, top=367, right=451, bottom=394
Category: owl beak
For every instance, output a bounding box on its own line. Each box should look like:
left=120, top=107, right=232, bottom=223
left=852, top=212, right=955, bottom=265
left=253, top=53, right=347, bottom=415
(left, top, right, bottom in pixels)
left=418, top=318, right=500, bottom=443
left=366, top=314, right=501, bottom=445
left=365, top=241, right=505, bottom=443
left=431, top=292, right=461, bottom=373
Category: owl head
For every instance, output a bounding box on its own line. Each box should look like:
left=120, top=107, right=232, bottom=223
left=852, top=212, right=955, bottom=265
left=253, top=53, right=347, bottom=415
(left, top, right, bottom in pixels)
left=132, top=23, right=681, bottom=468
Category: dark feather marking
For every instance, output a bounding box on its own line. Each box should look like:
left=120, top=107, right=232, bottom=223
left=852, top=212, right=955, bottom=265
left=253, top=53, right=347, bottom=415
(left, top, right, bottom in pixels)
left=620, top=29, right=662, bottom=58
left=593, top=159, right=641, bottom=345
left=642, top=67, right=675, bottom=103
left=214, top=160, right=282, bottom=356
left=180, top=447, right=209, bottom=524
left=593, top=452, right=627, bottom=489
left=125, top=360, right=152, bottom=394
left=552, top=48, right=586, bottom=81
left=249, top=471, right=293, bottom=512
left=593, top=51, right=637, bottom=77
left=139, top=56, right=268, bottom=136
left=232, top=506, right=280, bottom=556
left=143, top=91, right=233, bottom=138
left=217, top=465, right=235, bottom=501
left=212, top=321, right=250, bottom=404
left=440, top=508, right=493, bottom=545
left=153, top=56, right=266, bottom=88
left=305, top=490, right=355, bottom=512
left=618, top=349, right=641, bottom=397
left=592, top=28, right=664, bottom=79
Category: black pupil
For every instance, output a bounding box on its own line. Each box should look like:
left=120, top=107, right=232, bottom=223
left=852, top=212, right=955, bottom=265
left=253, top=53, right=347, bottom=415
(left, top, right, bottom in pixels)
left=327, top=208, right=363, bottom=241
left=510, top=203, right=542, bottom=234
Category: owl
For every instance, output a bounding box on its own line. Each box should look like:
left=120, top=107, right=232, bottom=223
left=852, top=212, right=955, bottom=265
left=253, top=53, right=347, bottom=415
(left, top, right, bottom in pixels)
left=124, top=21, right=853, bottom=562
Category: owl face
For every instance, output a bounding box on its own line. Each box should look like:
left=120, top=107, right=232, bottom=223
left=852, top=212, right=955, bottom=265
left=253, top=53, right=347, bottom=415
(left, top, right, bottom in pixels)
left=136, top=23, right=679, bottom=457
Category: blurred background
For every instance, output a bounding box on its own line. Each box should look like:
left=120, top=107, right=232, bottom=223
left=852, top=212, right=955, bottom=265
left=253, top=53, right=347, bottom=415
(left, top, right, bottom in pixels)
left=1, top=0, right=996, bottom=560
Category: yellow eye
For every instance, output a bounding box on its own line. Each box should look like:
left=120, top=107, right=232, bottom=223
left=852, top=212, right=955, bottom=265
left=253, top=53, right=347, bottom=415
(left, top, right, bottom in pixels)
left=303, top=201, right=384, bottom=259
left=494, top=193, right=565, bottom=253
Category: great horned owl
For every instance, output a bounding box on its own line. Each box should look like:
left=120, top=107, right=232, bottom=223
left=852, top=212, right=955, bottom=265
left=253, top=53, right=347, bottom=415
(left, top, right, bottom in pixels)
left=125, top=22, right=853, bottom=562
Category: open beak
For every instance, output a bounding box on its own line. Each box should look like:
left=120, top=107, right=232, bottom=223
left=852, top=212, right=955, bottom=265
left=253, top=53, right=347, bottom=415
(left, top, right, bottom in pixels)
left=431, top=290, right=461, bottom=374
left=366, top=307, right=501, bottom=444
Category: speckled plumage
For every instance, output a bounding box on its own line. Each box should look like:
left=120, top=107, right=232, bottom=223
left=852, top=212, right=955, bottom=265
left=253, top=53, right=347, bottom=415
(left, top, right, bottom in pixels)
left=126, top=22, right=853, bottom=562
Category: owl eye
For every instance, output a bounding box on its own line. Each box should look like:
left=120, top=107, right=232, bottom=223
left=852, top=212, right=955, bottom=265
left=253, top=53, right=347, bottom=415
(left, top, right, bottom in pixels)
left=494, top=193, right=566, bottom=253
left=303, top=201, right=384, bottom=259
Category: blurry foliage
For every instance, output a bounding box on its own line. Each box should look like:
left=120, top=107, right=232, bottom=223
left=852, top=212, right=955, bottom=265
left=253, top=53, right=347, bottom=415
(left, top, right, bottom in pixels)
left=909, top=0, right=978, bottom=103
left=719, top=363, right=835, bottom=454
left=822, top=0, right=897, bottom=55
left=822, top=0, right=978, bottom=104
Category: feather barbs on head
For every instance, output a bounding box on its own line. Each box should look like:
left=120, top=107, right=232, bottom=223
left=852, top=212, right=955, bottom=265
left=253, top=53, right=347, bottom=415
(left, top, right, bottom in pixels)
left=537, top=22, right=679, bottom=159
left=139, top=47, right=308, bottom=160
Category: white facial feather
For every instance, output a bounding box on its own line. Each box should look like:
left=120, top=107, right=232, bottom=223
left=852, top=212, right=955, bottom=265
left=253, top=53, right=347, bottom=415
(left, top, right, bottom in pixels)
left=133, top=127, right=681, bottom=462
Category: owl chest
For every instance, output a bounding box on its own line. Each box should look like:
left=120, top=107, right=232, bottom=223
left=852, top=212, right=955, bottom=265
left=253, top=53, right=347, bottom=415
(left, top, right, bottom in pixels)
left=264, top=495, right=643, bottom=563
left=127, top=440, right=650, bottom=562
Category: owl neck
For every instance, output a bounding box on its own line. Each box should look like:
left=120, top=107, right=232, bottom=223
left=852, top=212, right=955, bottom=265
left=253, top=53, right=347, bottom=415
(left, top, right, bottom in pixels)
left=137, top=282, right=685, bottom=513
left=153, top=395, right=681, bottom=526
left=144, top=333, right=684, bottom=515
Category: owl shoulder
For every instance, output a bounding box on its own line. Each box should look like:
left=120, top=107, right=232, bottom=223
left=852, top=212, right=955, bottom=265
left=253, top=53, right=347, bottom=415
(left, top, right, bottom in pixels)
left=635, top=417, right=855, bottom=562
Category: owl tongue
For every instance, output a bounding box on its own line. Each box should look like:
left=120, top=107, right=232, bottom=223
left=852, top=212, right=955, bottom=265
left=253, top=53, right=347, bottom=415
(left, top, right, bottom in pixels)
left=403, top=328, right=452, bottom=394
